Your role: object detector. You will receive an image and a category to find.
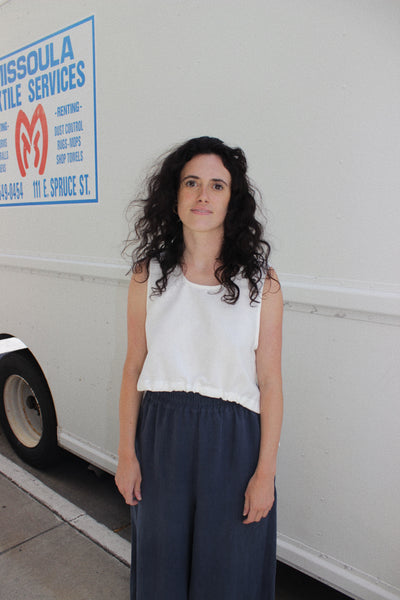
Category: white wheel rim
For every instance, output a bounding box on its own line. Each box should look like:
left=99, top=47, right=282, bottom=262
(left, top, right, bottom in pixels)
left=4, top=375, right=43, bottom=448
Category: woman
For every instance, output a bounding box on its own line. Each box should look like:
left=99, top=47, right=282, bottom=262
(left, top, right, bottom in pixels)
left=116, top=136, right=283, bottom=600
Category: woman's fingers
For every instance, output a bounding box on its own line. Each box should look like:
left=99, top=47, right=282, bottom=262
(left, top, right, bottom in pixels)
left=243, top=508, right=269, bottom=524
left=115, top=457, right=142, bottom=506
left=133, top=476, right=142, bottom=502
left=243, top=507, right=262, bottom=524
left=242, top=490, right=274, bottom=523
left=243, top=494, right=250, bottom=518
left=242, top=472, right=275, bottom=524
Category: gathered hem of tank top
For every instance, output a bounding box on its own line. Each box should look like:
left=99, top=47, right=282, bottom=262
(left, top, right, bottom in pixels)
left=137, top=380, right=260, bottom=414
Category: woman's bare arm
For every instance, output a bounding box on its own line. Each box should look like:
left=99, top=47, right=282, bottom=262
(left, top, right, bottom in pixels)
left=243, top=271, right=283, bottom=524
left=115, top=268, right=148, bottom=505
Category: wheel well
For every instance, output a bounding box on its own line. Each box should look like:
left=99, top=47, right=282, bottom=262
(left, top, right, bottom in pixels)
left=0, top=333, right=13, bottom=340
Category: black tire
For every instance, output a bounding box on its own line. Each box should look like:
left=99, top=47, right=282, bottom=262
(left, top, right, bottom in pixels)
left=0, top=352, right=60, bottom=468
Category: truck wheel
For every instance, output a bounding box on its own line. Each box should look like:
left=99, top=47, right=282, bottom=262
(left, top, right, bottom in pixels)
left=0, top=353, right=59, bottom=468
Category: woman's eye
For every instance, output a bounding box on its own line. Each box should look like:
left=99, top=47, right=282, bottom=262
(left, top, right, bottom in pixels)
left=213, top=183, right=224, bottom=191
left=185, top=179, right=198, bottom=188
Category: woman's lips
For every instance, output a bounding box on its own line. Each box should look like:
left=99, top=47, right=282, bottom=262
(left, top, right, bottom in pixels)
left=191, top=208, right=212, bottom=214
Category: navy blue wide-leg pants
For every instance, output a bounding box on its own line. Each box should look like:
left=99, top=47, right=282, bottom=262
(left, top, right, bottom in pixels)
left=130, top=391, right=276, bottom=600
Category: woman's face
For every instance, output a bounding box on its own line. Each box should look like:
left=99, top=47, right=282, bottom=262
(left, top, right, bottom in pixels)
left=177, top=154, right=231, bottom=236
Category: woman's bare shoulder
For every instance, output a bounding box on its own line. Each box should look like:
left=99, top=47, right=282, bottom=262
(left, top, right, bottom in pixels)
left=130, top=260, right=149, bottom=284
left=262, top=267, right=281, bottom=296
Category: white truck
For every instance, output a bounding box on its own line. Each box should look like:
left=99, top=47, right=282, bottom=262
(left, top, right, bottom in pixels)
left=0, top=2, right=399, bottom=599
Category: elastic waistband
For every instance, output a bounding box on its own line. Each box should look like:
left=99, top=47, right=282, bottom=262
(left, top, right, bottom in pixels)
left=143, top=390, right=254, bottom=414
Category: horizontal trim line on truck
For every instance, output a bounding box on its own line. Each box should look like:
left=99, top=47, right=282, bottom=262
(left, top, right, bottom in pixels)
left=278, top=533, right=400, bottom=600
left=0, top=252, right=399, bottom=325
left=57, top=428, right=118, bottom=476
left=282, top=275, right=400, bottom=326
left=0, top=252, right=128, bottom=285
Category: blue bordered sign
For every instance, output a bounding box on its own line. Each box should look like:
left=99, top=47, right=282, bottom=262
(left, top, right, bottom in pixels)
left=0, top=16, right=97, bottom=206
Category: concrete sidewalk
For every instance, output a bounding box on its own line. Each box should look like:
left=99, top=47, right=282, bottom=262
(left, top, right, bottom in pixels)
left=0, top=456, right=131, bottom=600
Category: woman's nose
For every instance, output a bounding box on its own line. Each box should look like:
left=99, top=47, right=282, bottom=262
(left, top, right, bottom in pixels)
left=197, top=184, right=209, bottom=202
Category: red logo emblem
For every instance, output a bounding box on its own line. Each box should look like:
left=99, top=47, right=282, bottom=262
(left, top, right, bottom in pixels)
left=15, top=104, right=48, bottom=178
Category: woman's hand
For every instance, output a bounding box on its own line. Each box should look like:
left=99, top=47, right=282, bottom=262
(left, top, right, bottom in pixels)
left=242, top=471, right=275, bottom=524
left=115, top=455, right=142, bottom=506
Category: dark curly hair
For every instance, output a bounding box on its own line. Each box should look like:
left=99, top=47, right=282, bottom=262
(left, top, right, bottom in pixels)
left=124, top=136, right=273, bottom=304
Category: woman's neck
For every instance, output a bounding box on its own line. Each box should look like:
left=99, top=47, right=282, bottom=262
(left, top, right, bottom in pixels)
left=181, top=229, right=223, bottom=284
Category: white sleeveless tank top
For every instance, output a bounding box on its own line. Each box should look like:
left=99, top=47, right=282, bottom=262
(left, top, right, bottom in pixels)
left=137, top=260, right=265, bottom=413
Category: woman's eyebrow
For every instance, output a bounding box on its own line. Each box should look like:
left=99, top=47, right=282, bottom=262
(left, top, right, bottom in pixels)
left=211, top=178, right=229, bottom=186
left=181, top=175, right=230, bottom=186
left=181, top=175, right=200, bottom=181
